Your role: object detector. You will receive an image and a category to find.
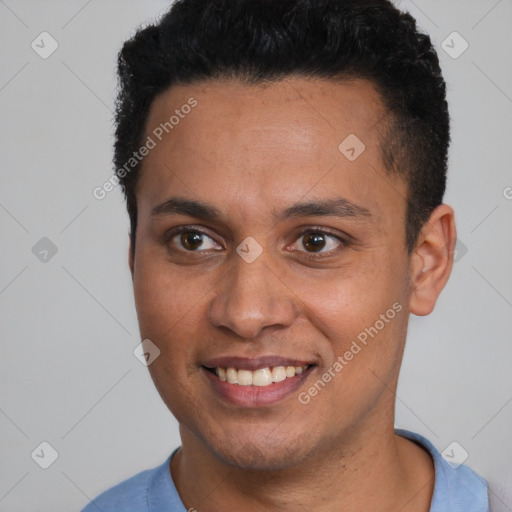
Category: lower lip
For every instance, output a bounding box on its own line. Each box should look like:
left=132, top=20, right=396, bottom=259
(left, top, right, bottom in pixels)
left=202, top=367, right=314, bottom=407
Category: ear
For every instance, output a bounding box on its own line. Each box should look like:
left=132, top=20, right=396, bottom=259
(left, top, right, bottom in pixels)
left=128, top=236, right=135, bottom=280
left=408, top=204, right=456, bottom=316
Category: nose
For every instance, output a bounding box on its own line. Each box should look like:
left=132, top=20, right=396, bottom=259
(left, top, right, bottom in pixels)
left=208, top=252, right=299, bottom=340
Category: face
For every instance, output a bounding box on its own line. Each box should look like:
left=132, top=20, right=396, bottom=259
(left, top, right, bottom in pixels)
left=130, top=77, right=414, bottom=470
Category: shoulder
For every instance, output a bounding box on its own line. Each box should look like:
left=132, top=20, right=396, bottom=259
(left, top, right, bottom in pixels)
left=395, top=429, right=490, bottom=512
left=81, top=455, right=176, bottom=512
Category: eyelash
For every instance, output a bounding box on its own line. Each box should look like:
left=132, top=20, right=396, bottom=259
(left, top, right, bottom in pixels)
left=162, top=225, right=349, bottom=259
left=162, top=226, right=219, bottom=252
left=292, top=227, right=348, bottom=259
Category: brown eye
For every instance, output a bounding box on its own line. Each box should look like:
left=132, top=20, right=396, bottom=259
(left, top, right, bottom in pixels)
left=180, top=231, right=204, bottom=250
left=292, top=229, right=344, bottom=255
left=164, top=228, right=220, bottom=252
left=302, top=232, right=327, bottom=252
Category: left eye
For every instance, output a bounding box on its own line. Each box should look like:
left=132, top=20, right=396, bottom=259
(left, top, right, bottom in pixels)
left=292, top=231, right=343, bottom=253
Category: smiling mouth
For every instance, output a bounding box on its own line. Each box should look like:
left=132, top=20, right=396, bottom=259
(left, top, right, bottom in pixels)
left=203, top=364, right=314, bottom=387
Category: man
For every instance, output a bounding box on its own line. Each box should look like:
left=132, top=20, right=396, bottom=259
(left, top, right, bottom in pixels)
left=83, top=0, right=489, bottom=510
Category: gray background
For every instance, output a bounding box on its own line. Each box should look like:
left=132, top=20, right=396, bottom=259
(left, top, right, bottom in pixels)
left=1, top=0, right=511, bottom=510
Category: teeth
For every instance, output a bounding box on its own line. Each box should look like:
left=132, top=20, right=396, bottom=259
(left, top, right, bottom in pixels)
left=215, top=365, right=308, bottom=387
left=226, top=367, right=238, bottom=384
left=237, top=369, right=253, bottom=386
left=253, top=368, right=273, bottom=386
left=271, top=366, right=287, bottom=382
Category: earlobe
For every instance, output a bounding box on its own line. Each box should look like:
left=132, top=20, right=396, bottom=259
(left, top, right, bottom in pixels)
left=408, top=204, right=457, bottom=316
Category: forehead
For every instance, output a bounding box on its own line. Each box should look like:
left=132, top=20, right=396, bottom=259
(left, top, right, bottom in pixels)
left=136, top=76, right=404, bottom=228
left=146, top=76, right=385, bottom=143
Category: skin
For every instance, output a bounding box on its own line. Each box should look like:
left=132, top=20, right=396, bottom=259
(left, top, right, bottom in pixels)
left=128, top=76, right=456, bottom=511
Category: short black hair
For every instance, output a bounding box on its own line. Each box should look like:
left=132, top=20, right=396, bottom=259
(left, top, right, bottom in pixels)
left=115, top=0, right=450, bottom=257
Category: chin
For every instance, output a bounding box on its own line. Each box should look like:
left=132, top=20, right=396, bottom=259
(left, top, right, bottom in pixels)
left=207, top=430, right=313, bottom=471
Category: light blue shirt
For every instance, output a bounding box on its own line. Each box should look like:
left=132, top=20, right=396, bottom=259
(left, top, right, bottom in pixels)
left=82, top=429, right=489, bottom=511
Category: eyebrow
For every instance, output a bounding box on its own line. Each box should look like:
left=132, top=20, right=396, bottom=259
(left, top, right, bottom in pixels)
left=150, top=196, right=372, bottom=222
left=277, top=198, right=372, bottom=222
left=151, top=197, right=222, bottom=220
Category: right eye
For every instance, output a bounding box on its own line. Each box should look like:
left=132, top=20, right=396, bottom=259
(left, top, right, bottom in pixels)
left=164, top=227, right=222, bottom=253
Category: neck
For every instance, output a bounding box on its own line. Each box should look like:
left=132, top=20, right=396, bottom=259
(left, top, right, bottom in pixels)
left=170, top=421, right=434, bottom=512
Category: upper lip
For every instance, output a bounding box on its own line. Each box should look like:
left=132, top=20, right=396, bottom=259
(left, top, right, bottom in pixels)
left=202, top=356, right=314, bottom=371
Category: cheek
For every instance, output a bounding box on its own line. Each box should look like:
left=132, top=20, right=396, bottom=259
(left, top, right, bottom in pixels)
left=294, top=272, right=407, bottom=425
left=288, top=263, right=403, bottom=344
left=133, top=257, right=210, bottom=418
left=285, top=262, right=408, bottom=408
left=132, top=254, right=217, bottom=400
left=133, top=255, right=206, bottom=339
